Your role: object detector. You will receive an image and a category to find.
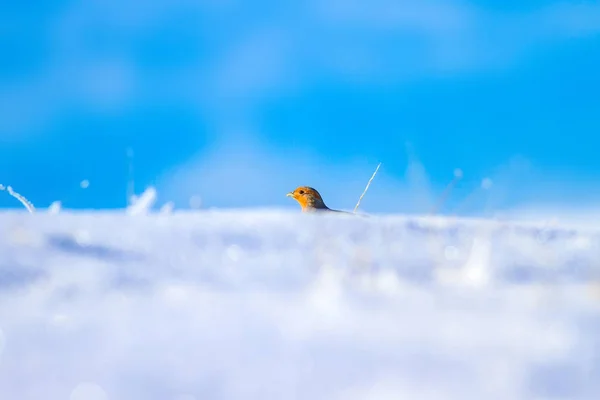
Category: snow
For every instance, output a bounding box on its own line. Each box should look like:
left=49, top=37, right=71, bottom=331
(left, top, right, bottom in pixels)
left=126, top=187, right=157, bottom=216
left=0, top=210, right=599, bottom=399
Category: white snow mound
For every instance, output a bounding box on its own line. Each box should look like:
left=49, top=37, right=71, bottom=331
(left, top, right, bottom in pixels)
left=0, top=210, right=599, bottom=400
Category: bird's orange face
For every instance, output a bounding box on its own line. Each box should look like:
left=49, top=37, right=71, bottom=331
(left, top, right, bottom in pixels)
left=286, top=186, right=328, bottom=211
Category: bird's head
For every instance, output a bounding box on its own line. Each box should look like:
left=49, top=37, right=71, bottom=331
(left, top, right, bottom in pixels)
left=286, top=186, right=329, bottom=211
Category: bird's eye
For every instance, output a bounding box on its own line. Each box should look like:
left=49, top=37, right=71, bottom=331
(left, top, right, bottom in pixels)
left=298, top=190, right=305, bottom=195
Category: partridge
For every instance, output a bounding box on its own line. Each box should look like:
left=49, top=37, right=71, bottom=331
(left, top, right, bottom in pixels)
left=286, top=186, right=349, bottom=213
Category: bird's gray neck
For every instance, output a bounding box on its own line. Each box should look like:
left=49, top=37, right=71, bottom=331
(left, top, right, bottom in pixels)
left=306, top=198, right=329, bottom=210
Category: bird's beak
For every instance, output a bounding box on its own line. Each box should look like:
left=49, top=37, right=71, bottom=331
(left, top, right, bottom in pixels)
left=286, top=192, right=294, bottom=197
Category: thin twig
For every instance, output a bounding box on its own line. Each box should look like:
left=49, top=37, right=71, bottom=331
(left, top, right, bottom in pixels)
left=126, top=147, right=135, bottom=206
left=354, top=162, right=381, bottom=213
left=0, top=184, right=35, bottom=213
left=430, top=169, right=463, bottom=215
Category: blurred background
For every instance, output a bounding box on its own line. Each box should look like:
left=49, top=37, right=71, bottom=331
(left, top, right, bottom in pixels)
left=1, top=0, right=599, bottom=217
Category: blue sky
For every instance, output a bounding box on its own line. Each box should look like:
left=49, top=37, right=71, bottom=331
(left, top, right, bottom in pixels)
left=1, top=0, right=599, bottom=216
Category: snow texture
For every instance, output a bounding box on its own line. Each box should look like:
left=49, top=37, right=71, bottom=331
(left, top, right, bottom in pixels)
left=0, top=210, right=599, bottom=400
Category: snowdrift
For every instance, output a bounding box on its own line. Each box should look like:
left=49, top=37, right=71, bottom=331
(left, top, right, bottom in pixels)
left=0, top=210, right=599, bottom=399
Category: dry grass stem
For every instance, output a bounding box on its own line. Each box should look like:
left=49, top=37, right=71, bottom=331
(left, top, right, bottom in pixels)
left=354, top=162, right=381, bottom=213
left=0, top=184, right=35, bottom=213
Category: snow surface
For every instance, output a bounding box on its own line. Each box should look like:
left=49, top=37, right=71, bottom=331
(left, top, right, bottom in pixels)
left=0, top=210, right=599, bottom=400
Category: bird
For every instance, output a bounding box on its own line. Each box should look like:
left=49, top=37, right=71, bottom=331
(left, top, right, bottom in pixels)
left=286, top=186, right=349, bottom=213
